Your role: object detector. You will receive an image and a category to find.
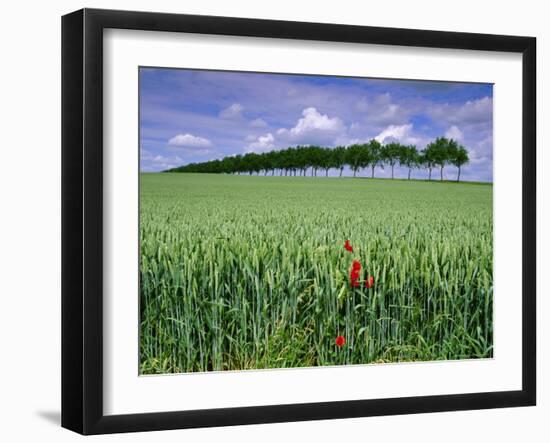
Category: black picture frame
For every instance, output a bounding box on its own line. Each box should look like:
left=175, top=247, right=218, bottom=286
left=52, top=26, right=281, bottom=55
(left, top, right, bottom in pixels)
left=62, top=8, right=536, bottom=435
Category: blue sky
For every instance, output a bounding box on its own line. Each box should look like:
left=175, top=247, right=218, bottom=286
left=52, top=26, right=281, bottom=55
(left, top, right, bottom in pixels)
left=140, top=68, right=493, bottom=181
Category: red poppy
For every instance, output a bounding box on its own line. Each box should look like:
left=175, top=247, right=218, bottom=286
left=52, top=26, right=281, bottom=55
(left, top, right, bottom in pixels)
left=335, top=335, right=346, bottom=347
left=365, top=275, right=374, bottom=289
left=350, top=260, right=361, bottom=287
left=344, top=240, right=353, bottom=253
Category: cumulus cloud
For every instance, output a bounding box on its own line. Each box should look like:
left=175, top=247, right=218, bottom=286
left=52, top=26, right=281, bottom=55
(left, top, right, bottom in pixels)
left=469, top=135, right=493, bottom=164
left=245, top=133, right=275, bottom=153
left=277, top=107, right=346, bottom=145
left=429, top=96, right=493, bottom=127
left=454, top=96, right=493, bottom=124
left=355, top=93, right=412, bottom=127
left=167, top=133, right=212, bottom=149
left=375, top=124, right=419, bottom=145
left=249, top=118, right=268, bottom=128
left=219, top=103, right=244, bottom=119
left=445, top=125, right=464, bottom=141
left=140, top=149, right=184, bottom=171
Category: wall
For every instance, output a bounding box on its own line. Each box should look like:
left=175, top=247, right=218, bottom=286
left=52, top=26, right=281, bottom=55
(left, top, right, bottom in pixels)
left=0, top=0, right=546, bottom=441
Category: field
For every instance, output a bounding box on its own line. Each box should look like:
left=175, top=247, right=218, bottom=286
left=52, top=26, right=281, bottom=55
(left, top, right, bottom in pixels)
left=140, top=173, right=493, bottom=374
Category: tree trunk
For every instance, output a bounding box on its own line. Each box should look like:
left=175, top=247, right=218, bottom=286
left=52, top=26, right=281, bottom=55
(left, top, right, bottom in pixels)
left=325, top=169, right=329, bottom=177
left=440, top=165, right=444, bottom=181
left=428, top=168, right=432, bottom=181
left=371, top=165, right=375, bottom=178
left=391, top=164, right=394, bottom=179
left=408, top=168, right=411, bottom=180
left=339, top=167, right=343, bottom=177
left=353, top=169, right=357, bottom=178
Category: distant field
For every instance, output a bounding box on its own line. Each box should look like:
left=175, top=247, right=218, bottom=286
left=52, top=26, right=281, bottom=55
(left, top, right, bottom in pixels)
left=139, top=173, right=493, bottom=374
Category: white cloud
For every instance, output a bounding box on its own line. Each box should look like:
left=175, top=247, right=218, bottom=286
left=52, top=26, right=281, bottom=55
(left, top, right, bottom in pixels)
left=277, top=107, right=346, bottom=145
left=355, top=93, right=411, bottom=127
left=429, top=96, right=493, bottom=126
left=375, top=124, right=419, bottom=145
left=445, top=125, right=464, bottom=141
left=249, top=118, right=268, bottom=128
left=219, top=103, right=244, bottom=119
left=378, top=104, right=400, bottom=121
left=455, top=96, right=493, bottom=123
left=141, top=149, right=184, bottom=170
left=167, top=133, right=212, bottom=149
left=245, top=133, right=275, bottom=153
left=470, top=134, right=493, bottom=161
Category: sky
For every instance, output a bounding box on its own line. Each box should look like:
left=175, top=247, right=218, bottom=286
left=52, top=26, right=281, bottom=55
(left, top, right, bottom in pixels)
left=139, top=67, right=493, bottom=182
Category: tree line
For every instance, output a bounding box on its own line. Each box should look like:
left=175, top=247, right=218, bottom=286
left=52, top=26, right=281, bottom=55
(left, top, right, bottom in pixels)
left=168, top=137, right=470, bottom=182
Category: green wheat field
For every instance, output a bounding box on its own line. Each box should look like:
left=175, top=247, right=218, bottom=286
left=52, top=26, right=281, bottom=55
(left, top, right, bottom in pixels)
left=139, top=173, right=493, bottom=374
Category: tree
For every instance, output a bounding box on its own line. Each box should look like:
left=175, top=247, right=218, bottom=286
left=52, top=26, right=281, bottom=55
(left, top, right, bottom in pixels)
left=451, top=145, right=469, bottom=182
left=332, top=146, right=347, bottom=177
left=355, top=143, right=372, bottom=177
left=423, top=141, right=438, bottom=181
left=427, top=137, right=458, bottom=181
left=399, top=145, right=419, bottom=180
left=381, top=142, right=401, bottom=179
left=310, top=146, right=325, bottom=177
left=346, top=144, right=363, bottom=177
left=294, top=146, right=308, bottom=176
left=317, top=148, right=332, bottom=176
left=166, top=137, right=471, bottom=183
left=368, top=139, right=382, bottom=178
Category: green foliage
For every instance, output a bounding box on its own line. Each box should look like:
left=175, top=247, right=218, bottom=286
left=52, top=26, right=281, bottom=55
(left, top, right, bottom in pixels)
left=425, top=137, right=466, bottom=181
left=140, top=174, right=493, bottom=374
left=168, top=137, right=470, bottom=181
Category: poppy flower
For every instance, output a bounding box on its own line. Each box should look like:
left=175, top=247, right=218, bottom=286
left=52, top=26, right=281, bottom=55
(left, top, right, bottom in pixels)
left=350, top=260, right=361, bottom=287
left=335, top=335, right=346, bottom=347
left=344, top=240, right=353, bottom=253
left=365, top=275, right=374, bottom=289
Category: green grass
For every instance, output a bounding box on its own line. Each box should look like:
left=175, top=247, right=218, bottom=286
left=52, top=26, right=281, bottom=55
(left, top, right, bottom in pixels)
left=140, top=173, right=493, bottom=374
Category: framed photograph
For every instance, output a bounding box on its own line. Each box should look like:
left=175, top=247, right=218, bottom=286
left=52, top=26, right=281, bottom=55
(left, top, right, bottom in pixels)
left=61, top=8, right=536, bottom=435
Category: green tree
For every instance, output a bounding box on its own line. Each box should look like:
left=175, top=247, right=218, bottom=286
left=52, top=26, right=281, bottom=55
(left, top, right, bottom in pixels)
left=332, top=146, right=347, bottom=177
left=319, top=148, right=334, bottom=176
left=346, top=144, right=363, bottom=177
left=423, top=142, right=438, bottom=181
left=427, top=137, right=458, bottom=181
left=381, top=142, right=401, bottom=179
left=399, top=144, right=419, bottom=180
left=451, top=145, right=469, bottom=182
left=356, top=143, right=372, bottom=177
left=368, top=139, right=382, bottom=178
left=168, top=136, right=471, bottom=184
